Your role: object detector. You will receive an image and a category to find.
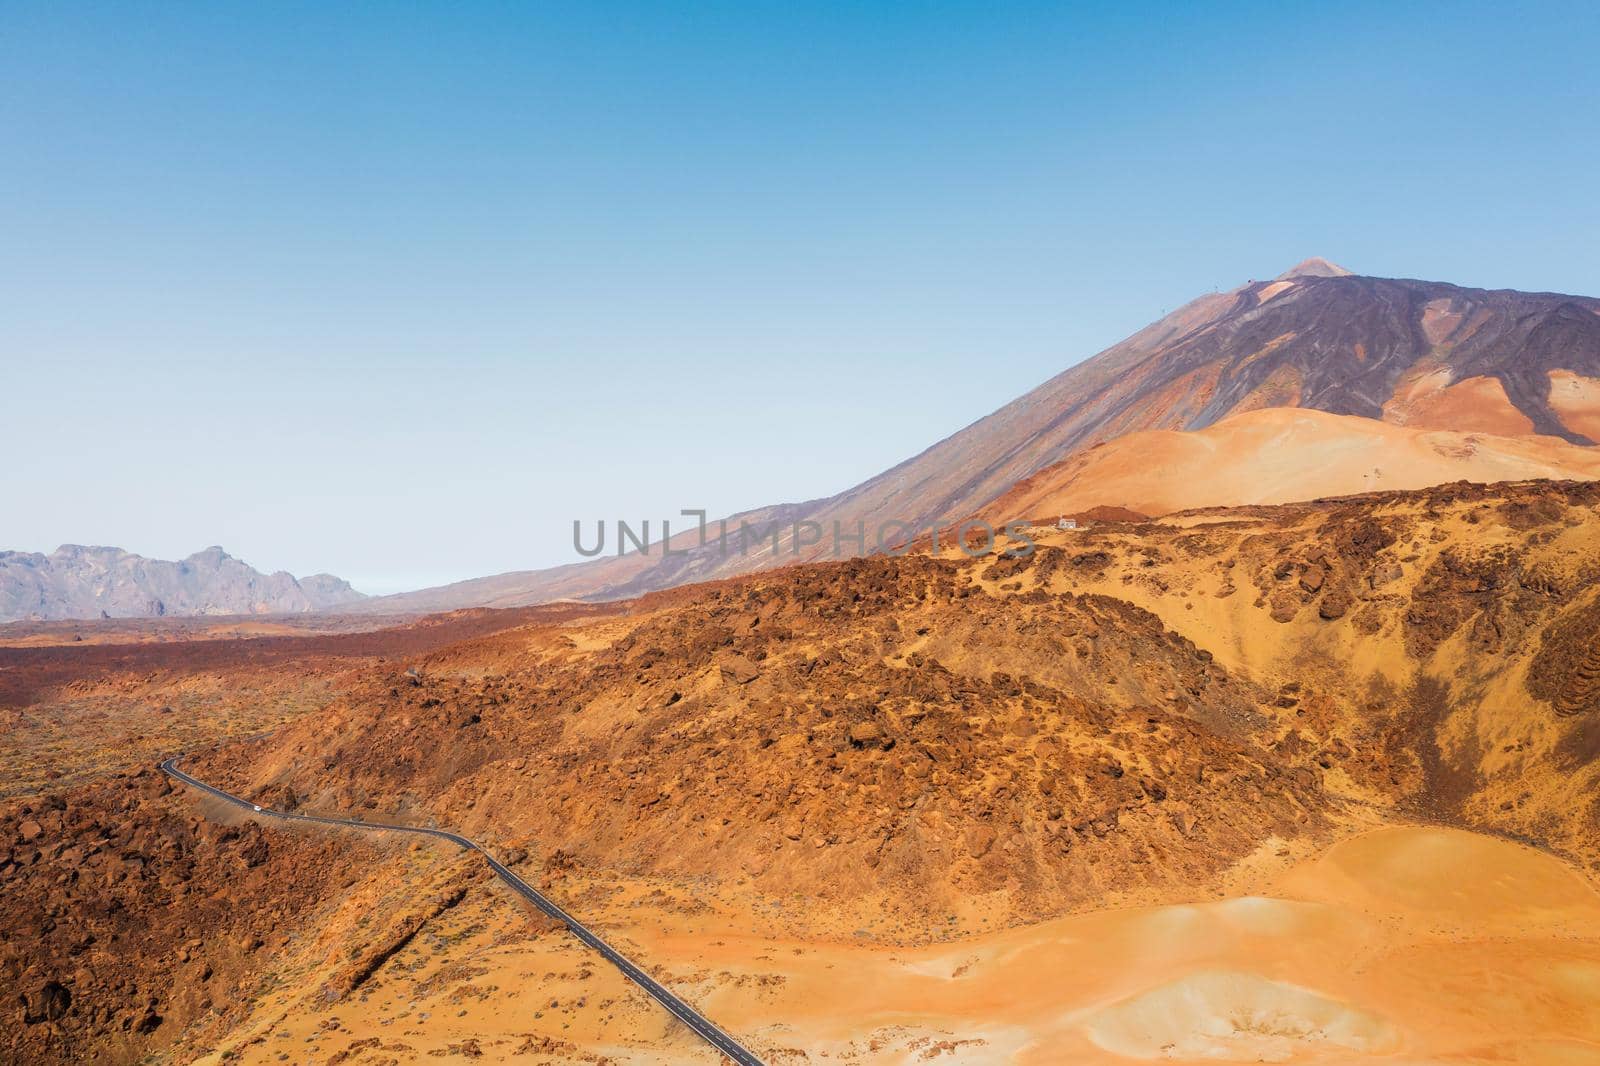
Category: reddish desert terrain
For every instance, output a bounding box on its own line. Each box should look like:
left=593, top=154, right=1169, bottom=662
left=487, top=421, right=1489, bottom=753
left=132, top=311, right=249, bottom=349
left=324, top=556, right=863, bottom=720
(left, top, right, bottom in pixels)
left=0, top=613, right=418, bottom=650
left=6, top=479, right=1600, bottom=1063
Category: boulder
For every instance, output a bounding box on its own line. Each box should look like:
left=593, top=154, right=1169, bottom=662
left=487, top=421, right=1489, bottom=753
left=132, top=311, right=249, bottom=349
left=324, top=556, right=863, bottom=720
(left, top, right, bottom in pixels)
left=20, top=980, right=71, bottom=1024
left=848, top=720, right=889, bottom=749
left=719, top=655, right=760, bottom=685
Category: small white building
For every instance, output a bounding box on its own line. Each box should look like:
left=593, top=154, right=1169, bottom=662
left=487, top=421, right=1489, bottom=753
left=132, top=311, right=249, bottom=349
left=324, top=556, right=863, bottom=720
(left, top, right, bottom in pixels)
left=1057, top=516, right=1078, bottom=530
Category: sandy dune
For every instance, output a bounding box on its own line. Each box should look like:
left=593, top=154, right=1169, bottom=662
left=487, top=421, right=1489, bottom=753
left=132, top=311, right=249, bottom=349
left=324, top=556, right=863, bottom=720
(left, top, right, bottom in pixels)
left=1382, top=371, right=1537, bottom=436
left=980, top=407, right=1600, bottom=522
left=682, top=825, right=1600, bottom=1063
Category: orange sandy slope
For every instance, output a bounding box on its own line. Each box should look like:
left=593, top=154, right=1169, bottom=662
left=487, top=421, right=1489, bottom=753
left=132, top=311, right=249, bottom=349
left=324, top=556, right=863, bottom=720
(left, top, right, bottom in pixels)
left=979, top=407, right=1600, bottom=522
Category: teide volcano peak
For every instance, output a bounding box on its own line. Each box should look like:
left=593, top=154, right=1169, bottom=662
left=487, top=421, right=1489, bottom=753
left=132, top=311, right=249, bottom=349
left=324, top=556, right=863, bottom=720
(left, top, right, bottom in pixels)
left=1276, top=256, right=1353, bottom=279
left=360, top=263, right=1600, bottom=612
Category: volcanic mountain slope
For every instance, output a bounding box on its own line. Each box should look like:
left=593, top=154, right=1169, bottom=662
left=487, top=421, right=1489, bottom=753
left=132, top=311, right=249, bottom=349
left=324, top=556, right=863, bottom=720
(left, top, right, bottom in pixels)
left=978, top=406, right=1600, bottom=523
left=0, top=545, right=365, bottom=623
left=362, top=261, right=1600, bottom=611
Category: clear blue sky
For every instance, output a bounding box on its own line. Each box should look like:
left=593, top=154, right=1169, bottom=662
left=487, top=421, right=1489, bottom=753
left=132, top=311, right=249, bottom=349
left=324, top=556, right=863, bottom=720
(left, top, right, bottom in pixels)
left=5, top=2, right=1598, bottom=593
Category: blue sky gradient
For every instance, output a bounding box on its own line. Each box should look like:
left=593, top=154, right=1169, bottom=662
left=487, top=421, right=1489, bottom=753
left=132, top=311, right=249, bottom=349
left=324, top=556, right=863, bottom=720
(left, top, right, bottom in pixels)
left=5, top=2, right=1598, bottom=592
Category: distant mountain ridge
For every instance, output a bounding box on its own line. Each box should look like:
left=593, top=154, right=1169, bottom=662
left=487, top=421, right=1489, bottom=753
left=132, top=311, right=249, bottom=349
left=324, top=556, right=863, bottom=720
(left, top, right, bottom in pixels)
left=0, top=545, right=365, bottom=623
left=354, top=259, right=1600, bottom=614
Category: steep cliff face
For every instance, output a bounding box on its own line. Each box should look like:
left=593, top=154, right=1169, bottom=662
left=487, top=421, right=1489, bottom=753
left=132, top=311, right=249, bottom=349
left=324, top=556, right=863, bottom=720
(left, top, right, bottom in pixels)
left=0, top=545, right=364, bottom=622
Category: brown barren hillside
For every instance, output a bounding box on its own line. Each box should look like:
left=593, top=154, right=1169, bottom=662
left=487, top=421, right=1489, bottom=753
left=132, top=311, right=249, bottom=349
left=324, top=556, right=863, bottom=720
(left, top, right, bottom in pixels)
left=978, top=407, right=1600, bottom=522
left=8, top=480, right=1600, bottom=1063
left=197, top=556, right=1320, bottom=925
left=202, top=480, right=1600, bottom=914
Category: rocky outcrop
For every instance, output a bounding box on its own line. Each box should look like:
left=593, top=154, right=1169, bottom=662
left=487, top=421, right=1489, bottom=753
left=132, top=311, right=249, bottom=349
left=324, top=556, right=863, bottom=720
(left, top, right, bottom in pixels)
left=0, top=545, right=364, bottom=623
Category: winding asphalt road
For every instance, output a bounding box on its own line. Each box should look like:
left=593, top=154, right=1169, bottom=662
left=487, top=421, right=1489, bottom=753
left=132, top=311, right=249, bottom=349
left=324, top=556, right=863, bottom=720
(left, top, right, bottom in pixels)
left=160, top=756, right=764, bottom=1065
